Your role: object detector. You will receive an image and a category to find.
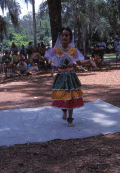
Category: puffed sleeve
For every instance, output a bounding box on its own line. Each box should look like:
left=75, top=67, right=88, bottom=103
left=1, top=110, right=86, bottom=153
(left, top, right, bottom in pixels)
left=44, top=48, right=59, bottom=66
left=73, top=48, right=84, bottom=62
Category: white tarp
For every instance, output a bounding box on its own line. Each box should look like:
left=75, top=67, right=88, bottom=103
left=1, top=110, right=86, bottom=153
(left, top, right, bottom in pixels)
left=0, top=99, right=120, bottom=147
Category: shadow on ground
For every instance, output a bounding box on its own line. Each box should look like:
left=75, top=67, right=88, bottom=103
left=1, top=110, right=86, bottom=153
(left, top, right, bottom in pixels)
left=0, top=68, right=120, bottom=110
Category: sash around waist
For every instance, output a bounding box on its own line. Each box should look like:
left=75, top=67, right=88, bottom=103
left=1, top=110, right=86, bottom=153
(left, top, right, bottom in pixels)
left=58, top=67, right=74, bottom=72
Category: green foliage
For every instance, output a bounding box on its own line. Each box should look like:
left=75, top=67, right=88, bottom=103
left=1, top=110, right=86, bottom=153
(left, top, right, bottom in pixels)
left=1, top=0, right=120, bottom=52
left=36, top=18, right=51, bottom=45
left=61, top=0, right=120, bottom=44
left=0, top=1, right=51, bottom=51
left=37, top=2, right=51, bottom=45
left=0, top=0, right=21, bottom=29
left=20, top=13, right=33, bottom=37
left=0, top=40, right=10, bottom=52
left=7, top=33, right=30, bottom=49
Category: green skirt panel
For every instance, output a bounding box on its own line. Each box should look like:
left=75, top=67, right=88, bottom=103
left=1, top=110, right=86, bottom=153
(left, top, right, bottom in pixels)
left=52, top=72, right=82, bottom=91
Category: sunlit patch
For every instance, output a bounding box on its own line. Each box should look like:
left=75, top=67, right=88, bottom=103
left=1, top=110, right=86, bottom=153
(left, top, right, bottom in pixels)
left=0, top=127, right=10, bottom=132
left=18, top=107, right=45, bottom=112
left=102, top=108, right=119, bottom=113
left=89, top=113, right=117, bottom=126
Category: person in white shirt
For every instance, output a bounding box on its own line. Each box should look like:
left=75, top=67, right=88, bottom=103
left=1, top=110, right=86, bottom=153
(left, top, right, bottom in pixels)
left=114, top=37, right=120, bottom=61
left=97, top=38, right=106, bottom=62
left=29, top=62, right=39, bottom=71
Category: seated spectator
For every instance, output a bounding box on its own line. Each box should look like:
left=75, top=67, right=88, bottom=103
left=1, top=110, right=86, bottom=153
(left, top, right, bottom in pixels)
left=45, top=59, right=51, bottom=70
left=10, top=42, right=18, bottom=55
left=12, top=50, right=19, bottom=66
left=40, top=42, right=46, bottom=56
left=91, top=46, right=102, bottom=69
left=19, top=50, right=26, bottom=61
left=30, top=48, right=39, bottom=63
left=92, top=45, right=100, bottom=57
left=16, top=52, right=29, bottom=75
left=80, top=49, right=90, bottom=60
left=2, top=50, right=15, bottom=77
left=17, top=60, right=28, bottom=75
left=30, top=49, right=45, bottom=71
left=20, top=45, right=27, bottom=59
left=29, top=62, right=39, bottom=74
left=78, top=49, right=90, bottom=72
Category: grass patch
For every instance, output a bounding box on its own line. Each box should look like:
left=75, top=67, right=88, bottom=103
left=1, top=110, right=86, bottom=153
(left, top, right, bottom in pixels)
left=104, top=54, right=116, bottom=59
left=87, top=53, right=116, bottom=59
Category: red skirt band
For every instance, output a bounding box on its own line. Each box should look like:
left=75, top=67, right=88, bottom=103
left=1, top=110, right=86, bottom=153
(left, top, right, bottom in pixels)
left=52, top=97, right=84, bottom=110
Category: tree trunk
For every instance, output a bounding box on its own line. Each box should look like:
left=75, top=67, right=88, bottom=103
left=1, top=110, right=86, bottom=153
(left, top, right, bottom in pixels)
left=47, top=0, right=62, bottom=47
left=77, top=19, right=81, bottom=50
left=83, top=27, right=86, bottom=53
left=85, top=23, right=90, bottom=54
left=118, top=0, right=120, bottom=20
left=32, top=0, right=37, bottom=48
left=85, top=0, right=89, bottom=54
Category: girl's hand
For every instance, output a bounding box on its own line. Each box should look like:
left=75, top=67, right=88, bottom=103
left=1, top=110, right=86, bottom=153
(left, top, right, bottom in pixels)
left=73, top=62, right=81, bottom=71
left=51, top=62, right=54, bottom=66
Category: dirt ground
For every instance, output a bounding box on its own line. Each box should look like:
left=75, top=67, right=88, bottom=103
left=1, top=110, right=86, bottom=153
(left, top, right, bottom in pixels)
left=0, top=59, right=120, bottom=173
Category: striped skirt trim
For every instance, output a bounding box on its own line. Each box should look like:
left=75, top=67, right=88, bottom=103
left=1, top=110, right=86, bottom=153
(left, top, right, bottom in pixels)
left=52, top=97, right=84, bottom=109
left=52, top=86, right=82, bottom=91
left=51, top=88, right=83, bottom=100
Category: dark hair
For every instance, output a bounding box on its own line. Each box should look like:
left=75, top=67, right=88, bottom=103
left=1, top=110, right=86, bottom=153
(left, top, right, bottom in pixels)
left=5, top=50, right=9, bottom=54
left=41, top=42, right=45, bottom=48
left=20, top=50, right=24, bottom=54
left=59, top=27, right=72, bottom=42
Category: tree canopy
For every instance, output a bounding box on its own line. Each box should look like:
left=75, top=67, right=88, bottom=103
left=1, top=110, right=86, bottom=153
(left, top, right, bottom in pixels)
left=0, top=0, right=120, bottom=53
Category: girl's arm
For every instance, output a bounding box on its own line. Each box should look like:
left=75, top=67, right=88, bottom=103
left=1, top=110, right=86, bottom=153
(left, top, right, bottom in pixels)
left=41, top=57, right=48, bottom=61
left=76, top=59, right=91, bottom=65
left=37, top=54, right=48, bottom=61
left=75, top=59, right=97, bottom=69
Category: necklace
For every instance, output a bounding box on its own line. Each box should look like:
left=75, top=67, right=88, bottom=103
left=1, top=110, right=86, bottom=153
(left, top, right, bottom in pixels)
left=60, top=46, right=71, bottom=52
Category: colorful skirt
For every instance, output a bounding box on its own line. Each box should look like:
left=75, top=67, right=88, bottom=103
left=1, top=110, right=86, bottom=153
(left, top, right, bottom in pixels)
left=51, top=71, right=84, bottom=109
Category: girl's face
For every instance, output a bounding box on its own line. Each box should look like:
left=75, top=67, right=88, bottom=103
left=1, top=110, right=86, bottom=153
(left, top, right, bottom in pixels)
left=59, top=30, right=70, bottom=44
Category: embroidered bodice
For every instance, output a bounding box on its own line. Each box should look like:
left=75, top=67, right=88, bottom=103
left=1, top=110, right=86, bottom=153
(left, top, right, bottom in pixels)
left=45, top=47, right=84, bottom=67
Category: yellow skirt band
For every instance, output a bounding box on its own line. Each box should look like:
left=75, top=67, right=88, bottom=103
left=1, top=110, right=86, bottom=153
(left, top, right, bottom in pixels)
left=51, top=88, right=83, bottom=100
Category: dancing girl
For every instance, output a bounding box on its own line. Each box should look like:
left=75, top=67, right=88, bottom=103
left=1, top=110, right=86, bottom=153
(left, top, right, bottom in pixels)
left=42, top=27, right=96, bottom=127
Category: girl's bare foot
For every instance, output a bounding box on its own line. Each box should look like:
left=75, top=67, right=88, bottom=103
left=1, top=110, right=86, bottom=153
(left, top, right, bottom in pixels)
left=67, top=117, right=74, bottom=127
left=68, top=122, right=74, bottom=127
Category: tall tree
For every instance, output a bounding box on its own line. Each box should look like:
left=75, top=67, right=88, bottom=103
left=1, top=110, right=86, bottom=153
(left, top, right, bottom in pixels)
left=47, top=0, right=62, bottom=46
left=0, top=0, right=20, bottom=40
left=32, top=0, right=37, bottom=47
left=0, top=15, right=7, bottom=41
left=25, top=0, right=37, bottom=48
left=118, top=0, right=120, bottom=36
